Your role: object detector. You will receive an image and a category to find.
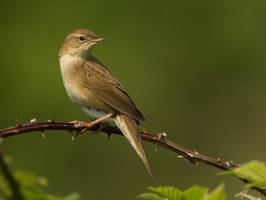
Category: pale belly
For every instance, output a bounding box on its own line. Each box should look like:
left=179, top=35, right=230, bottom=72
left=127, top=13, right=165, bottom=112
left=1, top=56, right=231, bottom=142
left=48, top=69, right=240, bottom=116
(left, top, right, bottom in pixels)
left=80, top=106, right=112, bottom=120
left=63, top=80, right=111, bottom=120
left=60, top=54, right=113, bottom=120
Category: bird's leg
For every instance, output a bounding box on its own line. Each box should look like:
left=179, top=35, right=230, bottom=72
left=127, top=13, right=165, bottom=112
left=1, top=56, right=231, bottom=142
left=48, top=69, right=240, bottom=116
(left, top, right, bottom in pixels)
left=71, top=113, right=113, bottom=134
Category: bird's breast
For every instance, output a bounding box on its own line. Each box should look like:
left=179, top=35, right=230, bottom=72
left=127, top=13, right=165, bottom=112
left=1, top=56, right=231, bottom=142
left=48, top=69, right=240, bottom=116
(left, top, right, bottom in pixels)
left=59, top=54, right=113, bottom=118
left=59, top=55, right=87, bottom=104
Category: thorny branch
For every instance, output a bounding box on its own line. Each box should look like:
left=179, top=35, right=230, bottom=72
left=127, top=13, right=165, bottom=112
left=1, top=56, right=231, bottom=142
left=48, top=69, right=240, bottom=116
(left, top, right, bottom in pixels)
left=0, top=118, right=265, bottom=197
left=0, top=140, right=23, bottom=200
left=235, top=190, right=262, bottom=200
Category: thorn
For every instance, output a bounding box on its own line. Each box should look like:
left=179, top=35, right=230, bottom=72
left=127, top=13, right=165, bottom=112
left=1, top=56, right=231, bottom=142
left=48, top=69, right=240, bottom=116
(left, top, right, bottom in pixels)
left=30, top=118, right=37, bottom=123
left=217, top=157, right=221, bottom=162
left=74, top=130, right=80, bottom=140
left=177, top=155, right=183, bottom=158
left=107, top=133, right=111, bottom=141
left=154, top=142, right=158, bottom=152
left=156, top=132, right=167, bottom=140
left=48, top=117, right=55, bottom=123
left=68, top=131, right=75, bottom=141
left=225, top=160, right=238, bottom=167
left=187, top=152, right=197, bottom=164
left=229, top=160, right=239, bottom=167
left=193, top=150, right=199, bottom=155
left=187, top=152, right=194, bottom=158
left=158, top=132, right=167, bottom=139
left=40, top=130, right=45, bottom=138
left=15, top=118, right=21, bottom=127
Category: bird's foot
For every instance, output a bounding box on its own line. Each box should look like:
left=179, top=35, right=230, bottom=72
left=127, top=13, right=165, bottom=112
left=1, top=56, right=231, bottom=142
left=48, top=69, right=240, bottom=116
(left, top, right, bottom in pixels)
left=70, top=120, right=95, bottom=134
left=70, top=113, right=114, bottom=134
left=71, top=120, right=92, bottom=128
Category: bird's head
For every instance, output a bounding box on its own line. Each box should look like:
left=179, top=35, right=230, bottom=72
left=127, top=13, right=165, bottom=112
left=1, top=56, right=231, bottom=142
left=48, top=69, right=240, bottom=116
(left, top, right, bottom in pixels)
left=59, top=29, right=106, bottom=58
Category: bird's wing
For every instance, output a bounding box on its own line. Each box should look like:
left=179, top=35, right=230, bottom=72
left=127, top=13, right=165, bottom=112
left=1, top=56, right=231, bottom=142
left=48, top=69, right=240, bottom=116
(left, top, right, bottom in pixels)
left=82, top=59, right=145, bottom=121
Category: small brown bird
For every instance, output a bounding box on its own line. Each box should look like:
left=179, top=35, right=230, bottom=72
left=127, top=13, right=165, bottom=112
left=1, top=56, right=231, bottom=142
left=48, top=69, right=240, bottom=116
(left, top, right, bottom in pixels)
left=58, top=29, right=154, bottom=178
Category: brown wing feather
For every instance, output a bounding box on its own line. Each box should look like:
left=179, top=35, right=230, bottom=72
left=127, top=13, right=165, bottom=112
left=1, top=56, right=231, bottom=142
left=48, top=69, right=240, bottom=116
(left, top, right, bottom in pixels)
left=82, top=58, right=145, bottom=121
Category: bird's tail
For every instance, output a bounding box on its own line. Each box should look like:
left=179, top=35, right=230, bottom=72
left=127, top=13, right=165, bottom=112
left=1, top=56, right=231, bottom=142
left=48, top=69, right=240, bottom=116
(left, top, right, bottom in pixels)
left=114, top=114, right=155, bottom=179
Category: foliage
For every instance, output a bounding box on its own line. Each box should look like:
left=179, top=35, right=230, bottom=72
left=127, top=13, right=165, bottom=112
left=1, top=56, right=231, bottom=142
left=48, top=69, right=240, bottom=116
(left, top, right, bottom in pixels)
left=1, top=160, right=266, bottom=199
left=139, top=185, right=226, bottom=200
left=140, top=161, right=266, bottom=200
left=0, top=170, right=80, bottom=200
left=222, top=161, right=266, bottom=188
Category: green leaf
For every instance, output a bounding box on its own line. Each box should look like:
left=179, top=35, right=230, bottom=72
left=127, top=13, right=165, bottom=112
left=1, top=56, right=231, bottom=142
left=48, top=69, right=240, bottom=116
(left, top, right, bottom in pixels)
left=202, top=185, right=226, bottom=200
left=14, top=170, right=48, bottom=186
left=183, top=185, right=208, bottom=200
left=222, top=161, right=266, bottom=188
left=149, top=186, right=182, bottom=200
left=63, top=193, right=81, bottom=200
left=0, top=169, right=80, bottom=200
left=139, top=193, right=166, bottom=200
left=140, top=185, right=226, bottom=200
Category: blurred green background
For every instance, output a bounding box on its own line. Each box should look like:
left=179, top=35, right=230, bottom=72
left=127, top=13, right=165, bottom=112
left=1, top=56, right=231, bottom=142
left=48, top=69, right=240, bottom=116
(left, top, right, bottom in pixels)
left=1, top=0, right=266, bottom=199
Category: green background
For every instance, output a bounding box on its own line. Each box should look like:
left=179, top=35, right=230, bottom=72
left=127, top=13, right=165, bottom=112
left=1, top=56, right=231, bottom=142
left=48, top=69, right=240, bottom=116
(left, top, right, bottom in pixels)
left=1, top=0, right=266, bottom=199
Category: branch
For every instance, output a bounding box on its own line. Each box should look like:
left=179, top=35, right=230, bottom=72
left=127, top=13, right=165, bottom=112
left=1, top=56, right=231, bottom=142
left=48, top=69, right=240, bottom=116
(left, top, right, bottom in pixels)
left=0, top=140, right=23, bottom=200
left=235, top=190, right=262, bottom=200
left=0, top=119, right=265, bottom=196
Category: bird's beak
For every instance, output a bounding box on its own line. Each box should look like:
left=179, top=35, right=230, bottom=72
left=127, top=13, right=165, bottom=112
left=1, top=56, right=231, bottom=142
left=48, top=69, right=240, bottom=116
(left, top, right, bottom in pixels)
left=91, top=37, right=107, bottom=42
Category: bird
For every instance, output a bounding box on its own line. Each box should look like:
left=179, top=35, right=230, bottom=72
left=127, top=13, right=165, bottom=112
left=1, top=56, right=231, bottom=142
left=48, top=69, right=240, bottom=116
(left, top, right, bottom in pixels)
left=58, top=29, right=154, bottom=178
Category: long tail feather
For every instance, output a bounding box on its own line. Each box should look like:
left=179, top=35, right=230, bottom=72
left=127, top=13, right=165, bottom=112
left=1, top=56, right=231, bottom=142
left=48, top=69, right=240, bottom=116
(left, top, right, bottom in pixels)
left=114, top=114, right=155, bottom=179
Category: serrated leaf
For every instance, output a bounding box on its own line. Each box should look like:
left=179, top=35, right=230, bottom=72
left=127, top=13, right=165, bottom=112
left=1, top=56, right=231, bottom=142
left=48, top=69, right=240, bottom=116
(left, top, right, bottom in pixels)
left=140, top=185, right=227, bottom=200
left=222, top=161, right=266, bottom=188
left=149, top=186, right=182, bottom=200
left=183, top=185, right=208, bottom=200
left=139, top=193, right=166, bottom=200
left=202, top=185, right=226, bottom=200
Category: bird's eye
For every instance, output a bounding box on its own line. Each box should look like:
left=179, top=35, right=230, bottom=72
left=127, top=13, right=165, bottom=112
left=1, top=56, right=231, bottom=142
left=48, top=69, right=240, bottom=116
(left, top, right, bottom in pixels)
left=79, top=36, right=85, bottom=41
